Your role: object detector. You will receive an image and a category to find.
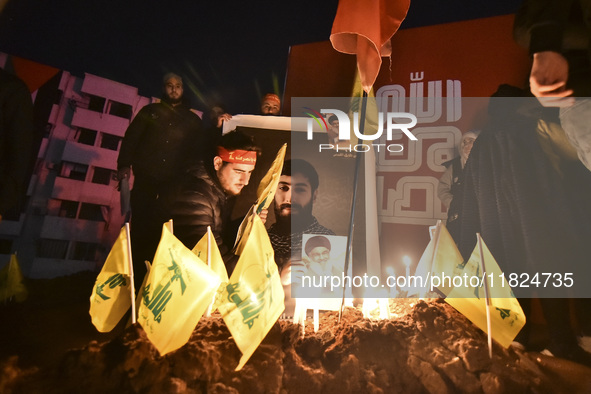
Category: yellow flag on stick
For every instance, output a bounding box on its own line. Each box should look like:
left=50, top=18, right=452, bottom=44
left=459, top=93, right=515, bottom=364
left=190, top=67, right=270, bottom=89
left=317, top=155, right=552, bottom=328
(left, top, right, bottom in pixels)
left=445, top=235, right=526, bottom=348
left=410, top=221, right=464, bottom=297
left=192, top=226, right=228, bottom=284
left=89, top=226, right=132, bottom=332
left=138, top=224, right=221, bottom=356
left=0, top=253, right=28, bottom=303
left=218, top=215, right=284, bottom=370
left=255, top=143, right=286, bottom=213
left=234, top=144, right=286, bottom=255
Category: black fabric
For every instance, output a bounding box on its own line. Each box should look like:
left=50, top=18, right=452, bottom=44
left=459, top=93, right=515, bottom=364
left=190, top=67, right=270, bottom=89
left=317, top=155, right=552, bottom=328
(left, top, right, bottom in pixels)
left=442, top=156, right=464, bottom=243
left=513, top=0, right=585, bottom=54
left=117, top=101, right=203, bottom=288
left=117, top=101, right=203, bottom=183
left=456, top=93, right=591, bottom=298
left=0, top=69, right=35, bottom=216
left=514, top=0, right=591, bottom=96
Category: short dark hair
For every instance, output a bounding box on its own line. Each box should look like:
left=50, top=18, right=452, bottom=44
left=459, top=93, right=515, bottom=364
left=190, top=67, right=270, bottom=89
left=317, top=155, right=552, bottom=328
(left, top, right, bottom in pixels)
left=284, top=159, right=319, bottom=193
left=328, top=115, right=338, bottom=124
left=219, top=130, right=260, bottom=153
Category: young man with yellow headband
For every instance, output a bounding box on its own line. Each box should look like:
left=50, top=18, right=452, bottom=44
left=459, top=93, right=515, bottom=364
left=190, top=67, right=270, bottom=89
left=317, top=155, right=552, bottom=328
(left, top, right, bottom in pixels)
left=165, top=130, right=260, bottom=274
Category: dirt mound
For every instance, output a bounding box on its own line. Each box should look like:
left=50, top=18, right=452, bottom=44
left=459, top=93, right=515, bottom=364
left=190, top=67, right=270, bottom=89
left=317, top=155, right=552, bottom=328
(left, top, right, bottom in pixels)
left=4, top=298, right=585, bottom=393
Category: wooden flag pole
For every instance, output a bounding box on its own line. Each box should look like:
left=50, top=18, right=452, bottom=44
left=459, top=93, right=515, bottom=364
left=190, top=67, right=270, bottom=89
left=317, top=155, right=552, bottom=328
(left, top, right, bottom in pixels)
left=125, top=223, right=136, bottom=324
left=206, top=226, right=213, bottom=317
left=477, top=233, right=493, bottom=359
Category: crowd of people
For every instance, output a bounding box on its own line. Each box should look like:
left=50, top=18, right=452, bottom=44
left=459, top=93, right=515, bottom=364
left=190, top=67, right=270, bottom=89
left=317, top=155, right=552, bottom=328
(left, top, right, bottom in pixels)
left=4, top=0, right=591, bottom=370
left=115, top=72, right=288, bottom=289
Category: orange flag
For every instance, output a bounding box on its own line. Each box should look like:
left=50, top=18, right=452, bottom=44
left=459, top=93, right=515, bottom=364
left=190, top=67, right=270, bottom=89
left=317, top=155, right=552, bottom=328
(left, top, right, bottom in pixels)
left=330, top=0, right=410, bottom=93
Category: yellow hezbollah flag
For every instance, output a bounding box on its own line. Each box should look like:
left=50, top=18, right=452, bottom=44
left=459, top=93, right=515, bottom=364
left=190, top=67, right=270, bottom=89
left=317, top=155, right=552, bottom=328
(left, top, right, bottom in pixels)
left=0, top=253, right=28, bottom=303
left=138, top=224, right=221, bottom=356
left=218, top=215, right=284, bottom=370
left=192, top=226, right=228, bottom=283
left=89, top=227, right=131, bottom=332
left=446, top=236, right=526, bottom=348
left=234, top=144, right=286, bottom=255
left=255, top=143, right=286, bottom=213
left=410, top=222, right=464, bottom=297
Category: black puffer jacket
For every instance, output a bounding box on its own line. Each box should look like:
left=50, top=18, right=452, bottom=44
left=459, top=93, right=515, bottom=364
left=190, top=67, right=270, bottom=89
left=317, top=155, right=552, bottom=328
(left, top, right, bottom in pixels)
left=165, top=163, right=238, bottom=270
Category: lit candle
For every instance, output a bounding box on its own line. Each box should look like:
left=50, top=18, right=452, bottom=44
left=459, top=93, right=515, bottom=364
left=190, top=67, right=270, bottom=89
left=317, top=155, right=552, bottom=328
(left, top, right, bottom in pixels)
left=313, top=308, right=319, bottom=333
left=403, top=255, right=411, bottom=281
left=385, top=266, right=397, bottom=297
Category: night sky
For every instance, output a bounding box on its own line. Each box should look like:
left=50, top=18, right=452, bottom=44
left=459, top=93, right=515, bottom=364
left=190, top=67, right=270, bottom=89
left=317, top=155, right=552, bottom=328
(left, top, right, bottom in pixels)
left=0, top=0, right=521, bottom=115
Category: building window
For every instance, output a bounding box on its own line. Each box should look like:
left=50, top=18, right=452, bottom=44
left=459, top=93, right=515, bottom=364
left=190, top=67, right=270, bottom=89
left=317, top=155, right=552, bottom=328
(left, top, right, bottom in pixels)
left=37, top=239, right=69, bottom=259
left=70, top=241, right=99, bottom=261
left=100, top=133, right=121, bottom=151
left=76, top=128, right=97, bottom=146
left=58, top=200, right=79, bottom=218
left=0, top=239, right=13, bottom=254
left=107, top=100, right=133, bottom=119
left=87, top=95, right=106, bottom=113
left=78, top=203, right=106, bottom=222
left=59, top=162, right=88, bottom=181
left=91, top=167, right=114, bottom=186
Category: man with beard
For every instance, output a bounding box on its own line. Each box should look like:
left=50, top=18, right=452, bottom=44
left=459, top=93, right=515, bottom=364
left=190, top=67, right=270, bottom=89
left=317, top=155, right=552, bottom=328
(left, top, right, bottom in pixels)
left=165, top=130, right=261, bottom=275
left=117, top=72, right=202, bottom=288
left=267, top=159, right=335, bottom=272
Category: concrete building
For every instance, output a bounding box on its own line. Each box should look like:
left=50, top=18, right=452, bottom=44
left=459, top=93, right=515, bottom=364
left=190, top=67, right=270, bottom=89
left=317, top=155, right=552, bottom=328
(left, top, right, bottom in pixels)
left=0, top=54, right=154, bottom=278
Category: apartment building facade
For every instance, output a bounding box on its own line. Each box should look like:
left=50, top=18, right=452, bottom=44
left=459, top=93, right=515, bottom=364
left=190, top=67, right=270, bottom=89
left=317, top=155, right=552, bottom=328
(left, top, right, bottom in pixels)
left=0, top=54, right=154, bottom=278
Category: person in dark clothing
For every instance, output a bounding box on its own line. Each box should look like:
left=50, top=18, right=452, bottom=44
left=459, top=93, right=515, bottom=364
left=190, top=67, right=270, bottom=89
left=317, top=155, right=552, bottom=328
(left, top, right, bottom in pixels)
left=437, top=130, right=479, bottom=242
left=165, top=130, right=261, bottom=275
left=117, top=72, right=203, bottom=288
left=0, top=68, right=36, bottom=221
left=514, top=0, right=591, bottom=171
left=456, top=85, right=591, bottom=367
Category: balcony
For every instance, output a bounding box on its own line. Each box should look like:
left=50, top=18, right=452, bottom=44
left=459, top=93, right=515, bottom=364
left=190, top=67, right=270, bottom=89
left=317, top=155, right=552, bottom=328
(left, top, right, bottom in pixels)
left=81, top=73, right=138, bottom=106
left=72, top=107, right=129, bottom=137
left=52, top=177, right=115, bottom=206
left=62, top=140, right=118, bottom=170
left=40, top=216, right=104, bottom=242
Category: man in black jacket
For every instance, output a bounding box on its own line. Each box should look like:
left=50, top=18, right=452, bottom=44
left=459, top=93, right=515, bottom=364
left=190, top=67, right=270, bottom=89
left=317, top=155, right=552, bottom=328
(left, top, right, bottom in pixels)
left=166, top=130, right=261, bottom=275
left=117, top=73, right=203, bottom=287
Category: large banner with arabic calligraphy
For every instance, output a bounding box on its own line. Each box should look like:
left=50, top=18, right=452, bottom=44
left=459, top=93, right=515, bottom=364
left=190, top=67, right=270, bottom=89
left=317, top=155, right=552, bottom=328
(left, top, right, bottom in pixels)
left=284, top=14, right=530, bottom=279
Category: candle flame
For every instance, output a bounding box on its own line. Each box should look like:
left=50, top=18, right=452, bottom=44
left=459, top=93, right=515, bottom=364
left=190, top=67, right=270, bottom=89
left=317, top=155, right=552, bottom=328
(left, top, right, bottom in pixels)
left=403, top=255, right=411, bottom=267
